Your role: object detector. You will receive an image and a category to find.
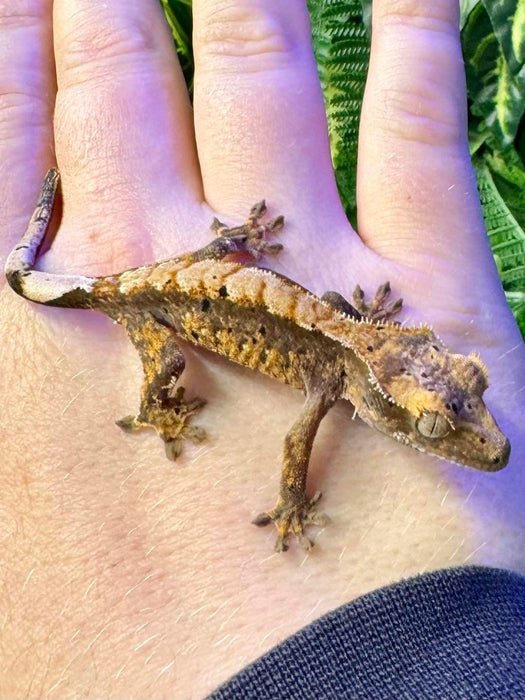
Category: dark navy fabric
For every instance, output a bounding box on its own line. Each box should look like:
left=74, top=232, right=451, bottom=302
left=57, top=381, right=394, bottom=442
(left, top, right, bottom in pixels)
left=209, top=566, right=525, bottom=699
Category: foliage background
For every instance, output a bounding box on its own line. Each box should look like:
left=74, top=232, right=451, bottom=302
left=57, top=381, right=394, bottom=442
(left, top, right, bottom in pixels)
left=160, top=0, right=525, bottom=338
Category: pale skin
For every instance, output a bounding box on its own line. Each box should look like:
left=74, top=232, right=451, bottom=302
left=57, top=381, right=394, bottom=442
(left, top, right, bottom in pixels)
left=0, top=0, right=524, bottom=697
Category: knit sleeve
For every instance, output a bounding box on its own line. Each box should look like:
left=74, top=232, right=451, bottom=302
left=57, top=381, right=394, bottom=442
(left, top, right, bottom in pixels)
left=208, top=566, right=525, bottom=699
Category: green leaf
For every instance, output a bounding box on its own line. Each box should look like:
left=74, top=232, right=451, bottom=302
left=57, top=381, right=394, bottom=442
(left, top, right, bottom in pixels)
left=461, top=0, right=482, bottom=29
left=307, top=0, right=370, bottom=225
left=476, top=160, right=525, bottom=291
left=475, top=156, right=525, bottom=335
left=463, top=1, right=525, bottom=149
left=359, top=0, right=372, bottom=34
left=482, top=0, right=525, bottom=72
left=159, top=0, right=194, bottom=94
left=485, top=149, right=525, bottom=229
left=505, top=291, right=525, bottom=333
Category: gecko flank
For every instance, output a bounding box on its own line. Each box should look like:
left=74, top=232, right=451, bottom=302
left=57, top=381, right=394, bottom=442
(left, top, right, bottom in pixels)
left=5, top=170, right=510, bottom=552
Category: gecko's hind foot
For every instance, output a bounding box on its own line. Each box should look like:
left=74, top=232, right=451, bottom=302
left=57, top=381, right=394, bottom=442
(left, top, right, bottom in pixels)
left=253, top=491, right=330, bottom=552
left=210, top=202, right=284, bottom=260
left=116, top=386, right=206, bottom=461
left=353, top=281, right=403, bottom=322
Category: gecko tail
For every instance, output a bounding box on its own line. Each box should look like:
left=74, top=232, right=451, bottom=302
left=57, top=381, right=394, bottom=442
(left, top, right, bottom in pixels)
left=5, top=169, right=95, bottom=308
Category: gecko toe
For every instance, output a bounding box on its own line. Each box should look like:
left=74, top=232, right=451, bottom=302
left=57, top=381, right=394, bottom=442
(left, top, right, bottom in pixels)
left=184, top=425, right=206, bottom=444
left=297, top=533, right=314, bottom=551
left=308, top=511, right=331, bottom=527
left=274, top=536, right=289, bottom=553
left=165, top=439, right=183, bottom=461
left=248, top=200, right=267, bottom=220
left=116, top=415, right=139, bottom=433
left=267, top=215, right=284, bottom=233
left=252, top=511, right=273, bottom=527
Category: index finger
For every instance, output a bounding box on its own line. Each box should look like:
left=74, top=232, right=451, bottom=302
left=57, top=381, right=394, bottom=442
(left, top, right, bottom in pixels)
left=0, top=0, right=55, bottom=257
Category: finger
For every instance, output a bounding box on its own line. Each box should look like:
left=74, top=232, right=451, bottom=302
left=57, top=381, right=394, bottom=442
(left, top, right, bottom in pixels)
left=192, top=0, right=345, bottom=223
left=0, top=0, right=55, bottom=255
left=51, top=0, right=201, bottom=269
left=357, top=0, right=496, bottom=281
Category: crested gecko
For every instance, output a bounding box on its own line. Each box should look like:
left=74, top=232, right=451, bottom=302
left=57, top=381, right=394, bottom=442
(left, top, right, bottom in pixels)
left=5, top=169, right=510, bottom=551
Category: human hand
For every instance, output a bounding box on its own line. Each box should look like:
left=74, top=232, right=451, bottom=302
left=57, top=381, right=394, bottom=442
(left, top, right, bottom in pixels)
left=1, top=0, right=524, bottom=697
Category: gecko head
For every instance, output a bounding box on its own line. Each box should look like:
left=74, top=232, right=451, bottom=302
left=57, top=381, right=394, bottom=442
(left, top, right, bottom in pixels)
left=362, top=330, right=510, bottom=471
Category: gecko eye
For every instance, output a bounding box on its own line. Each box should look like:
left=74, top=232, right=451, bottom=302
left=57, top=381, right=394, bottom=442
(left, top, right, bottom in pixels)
left=416, top=412, right=451, bottom=439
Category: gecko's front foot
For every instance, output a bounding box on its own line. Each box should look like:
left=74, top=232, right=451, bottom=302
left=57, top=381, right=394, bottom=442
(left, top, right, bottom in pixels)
left=116, top=386, right=206, bottom=460
left=252, top=492, right=330, bottom=552
left=353, top=281, right=403, bottom=322
left=211, top=201, right=284, bottom=260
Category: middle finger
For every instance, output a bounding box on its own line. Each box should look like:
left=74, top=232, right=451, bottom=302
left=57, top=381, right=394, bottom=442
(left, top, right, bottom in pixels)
left=193, top=0, right=345, bottom=224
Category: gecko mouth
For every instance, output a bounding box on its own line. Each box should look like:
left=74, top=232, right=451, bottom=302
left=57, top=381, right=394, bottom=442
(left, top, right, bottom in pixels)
left=392, top=431, right=510, bottom=472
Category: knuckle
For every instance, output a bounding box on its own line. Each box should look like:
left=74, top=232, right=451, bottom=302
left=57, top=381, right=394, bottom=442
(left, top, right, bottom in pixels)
left=374, top=0, right=459, bottom=30
left=195, top=4, right=301, bottom=72
left=377, top=85, right=465, bottom=147
left=368, top=12, right=466, bottom=148
left=0, top=90, right=33, bottom=127
left=0, top=3, right=52, bottom=136
left=0, top=0, right=46, bottom=26
left=58, top=8, right=159, bottom=82
left=53, top=88, right=121, bottom=175
left=0, top=91, right=48, bottom=147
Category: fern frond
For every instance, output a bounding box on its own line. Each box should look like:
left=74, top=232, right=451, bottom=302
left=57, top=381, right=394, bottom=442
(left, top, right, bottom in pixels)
left=475, top=156, right=525, bottom=334
left=308, top=0, right=370, bottom=226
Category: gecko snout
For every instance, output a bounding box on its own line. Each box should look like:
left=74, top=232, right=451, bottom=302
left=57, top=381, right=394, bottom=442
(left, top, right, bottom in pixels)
left=487, top=436, right=510, bottom=471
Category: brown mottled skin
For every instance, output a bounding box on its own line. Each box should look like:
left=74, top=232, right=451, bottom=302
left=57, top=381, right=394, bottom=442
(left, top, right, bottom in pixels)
left=5, top=170, right=510, bottom=551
